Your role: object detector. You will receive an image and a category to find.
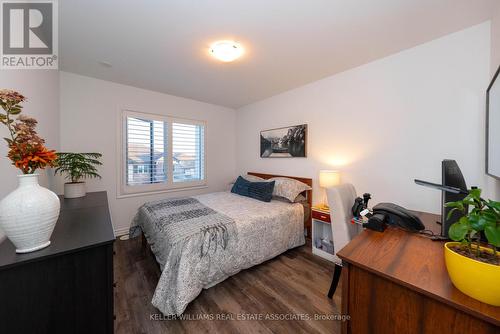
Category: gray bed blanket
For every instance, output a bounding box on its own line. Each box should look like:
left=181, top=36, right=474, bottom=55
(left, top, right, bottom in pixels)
left=130, top=192, right=304, bottom=316
left=130, top=197, right=236, bottom=269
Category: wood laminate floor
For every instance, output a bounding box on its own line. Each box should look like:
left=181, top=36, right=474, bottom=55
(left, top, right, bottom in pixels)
left=114, top=237, right=343, bottom=334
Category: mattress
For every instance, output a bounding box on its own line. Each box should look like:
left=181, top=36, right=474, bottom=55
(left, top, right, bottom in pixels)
left=132, top=191, right=305, bottom=315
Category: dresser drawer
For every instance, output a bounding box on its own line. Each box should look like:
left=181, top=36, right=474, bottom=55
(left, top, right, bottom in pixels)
left=312, top=210, right=331, bottom=223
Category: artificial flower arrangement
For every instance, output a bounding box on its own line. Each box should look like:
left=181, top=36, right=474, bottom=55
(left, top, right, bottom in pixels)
left=0, top=89, right=60, bottom=254
left=0, top=89, right=57, bottom=173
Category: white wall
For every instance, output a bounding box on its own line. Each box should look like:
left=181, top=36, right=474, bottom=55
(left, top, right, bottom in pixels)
left=0, top=70, right=60, bottom=240
left=236, top=22, right=494, bottom=214
left=491, top=4, right=500, bottom=72
left=59, top=72, right=236, bottom=235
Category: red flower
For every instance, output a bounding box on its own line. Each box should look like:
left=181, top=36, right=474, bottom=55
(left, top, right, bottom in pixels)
left=8, top=144, right=57, bottom=174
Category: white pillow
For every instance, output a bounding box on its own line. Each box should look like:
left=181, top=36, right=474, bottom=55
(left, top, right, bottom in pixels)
left=243, top=174, right=265, bottom=182
left=272, top=193, right=307, bottom=203
left=269, top=177, right=312, bottom=202
left=294, top=193, right=307, bottom=203
left=228, top=174, right=265, bottom=187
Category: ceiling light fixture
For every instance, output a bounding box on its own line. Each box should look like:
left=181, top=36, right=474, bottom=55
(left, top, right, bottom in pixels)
left=209, top=40, right=244, bottom=62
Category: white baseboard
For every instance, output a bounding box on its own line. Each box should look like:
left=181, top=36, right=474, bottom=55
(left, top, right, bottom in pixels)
left=114, top=226, right=130, bottom=237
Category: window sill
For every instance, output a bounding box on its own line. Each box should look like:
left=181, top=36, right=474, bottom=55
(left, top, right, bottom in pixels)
left=116, top=184, right=209, bottom=199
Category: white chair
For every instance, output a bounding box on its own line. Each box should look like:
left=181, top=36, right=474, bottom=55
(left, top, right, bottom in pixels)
left=326, top=183, right=362, bottom=298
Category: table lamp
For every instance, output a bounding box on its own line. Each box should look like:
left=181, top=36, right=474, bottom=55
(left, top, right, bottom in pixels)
left=319, top=170, right=340, bottom=210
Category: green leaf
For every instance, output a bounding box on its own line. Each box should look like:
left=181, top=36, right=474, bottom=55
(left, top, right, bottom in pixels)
left=9, top=108, right=21, bottom=115
left=484, top=225, right=500, bottom=247
left=446, top=207, right=460, bottom=220
left=468, top=214, right=488, bottom=231
left=486, top=200, right=500, bottom=212
left=448, top=218, right=470, bottom=241
left=458, top=216, right=469, bottom=224
left=445, top=201, right=464, bottom=209
left=482, top=210, right=499, bottom=224
left=467, top=188, right=482, bottom=199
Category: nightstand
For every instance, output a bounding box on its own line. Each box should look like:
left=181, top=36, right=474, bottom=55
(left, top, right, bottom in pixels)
left=311, top=206, right=335, bottom=262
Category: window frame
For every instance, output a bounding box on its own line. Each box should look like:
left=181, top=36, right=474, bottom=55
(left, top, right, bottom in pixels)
left=118, top=109, right=207, bottom=198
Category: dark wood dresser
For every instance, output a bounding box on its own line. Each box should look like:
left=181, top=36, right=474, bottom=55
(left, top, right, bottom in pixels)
left=0, top=191, right=115, bottom=334
left=337, top=211, right=500, bottom=334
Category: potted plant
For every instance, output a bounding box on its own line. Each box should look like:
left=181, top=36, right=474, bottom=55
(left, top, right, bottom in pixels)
left=0, top=89, right=59, bottom=253
left=54, top=152, right=102, bottom=198
left=444, top=188, right=500, bottom=306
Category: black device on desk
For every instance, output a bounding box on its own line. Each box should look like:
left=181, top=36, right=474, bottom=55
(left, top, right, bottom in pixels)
left=352, top=193, right=372, bottom=217
left=361, top=160, right=467, bottom=237
left=367, top=203, right=425, bottom=232
left=414, top=159, right=468, bottom=238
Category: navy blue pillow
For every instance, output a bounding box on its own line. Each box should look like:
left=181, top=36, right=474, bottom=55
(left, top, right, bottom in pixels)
left=231, top=176, right=275, bottom=202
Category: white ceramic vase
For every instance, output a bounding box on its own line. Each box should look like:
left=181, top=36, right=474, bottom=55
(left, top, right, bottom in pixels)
left=0, top=174, right=60, bottom=253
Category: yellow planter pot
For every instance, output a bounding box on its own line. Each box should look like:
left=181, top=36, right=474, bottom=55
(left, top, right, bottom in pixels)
left=444, top=242, right=500, bottom=306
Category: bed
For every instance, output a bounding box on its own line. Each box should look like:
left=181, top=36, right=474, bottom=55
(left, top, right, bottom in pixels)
left=129, top=172, right=312, bottom=315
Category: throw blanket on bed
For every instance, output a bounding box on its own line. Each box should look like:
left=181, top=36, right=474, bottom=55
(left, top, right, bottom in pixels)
left=130, top=197, right=238, bottom=315
left=130, top=197, right=236, bottom=267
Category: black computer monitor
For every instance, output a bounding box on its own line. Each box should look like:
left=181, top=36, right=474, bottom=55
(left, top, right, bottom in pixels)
left=441, top=160, right=467, bottom=237
left=414, top=160, right=468, bottom=237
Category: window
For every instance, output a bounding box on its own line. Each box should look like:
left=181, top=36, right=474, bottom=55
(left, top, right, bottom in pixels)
left=126, top=117, right=167, bottom=186
left=120, top=110, right=206, bottom=196
left=172, top=123, right=205, bottom=182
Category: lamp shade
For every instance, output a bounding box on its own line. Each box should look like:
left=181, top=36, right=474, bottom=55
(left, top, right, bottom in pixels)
left=319, top=170, right=340, bottom=188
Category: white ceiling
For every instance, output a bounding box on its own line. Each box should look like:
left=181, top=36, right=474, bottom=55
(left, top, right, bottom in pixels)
left=60, top=0, right=498, bottom=108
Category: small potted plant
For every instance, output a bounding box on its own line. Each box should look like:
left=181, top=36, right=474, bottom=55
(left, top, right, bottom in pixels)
left=55, top=152, right=103, bottom=198
left=444, top=188, right=500, bottom=306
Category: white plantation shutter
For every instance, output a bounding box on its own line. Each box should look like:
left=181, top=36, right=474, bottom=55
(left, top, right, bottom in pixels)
left=121, top=110, right=206, bottom=195
left=172, top=122, right=205, bottom=182
left=126, top=117, right=167, bottom=185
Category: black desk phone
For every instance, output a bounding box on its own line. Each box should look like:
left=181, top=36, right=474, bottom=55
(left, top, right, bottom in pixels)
left=365, top=203, right=425, bottom=232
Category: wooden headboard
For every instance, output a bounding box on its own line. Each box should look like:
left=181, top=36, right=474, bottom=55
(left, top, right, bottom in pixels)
left=247, top=172, right=313, bottom=238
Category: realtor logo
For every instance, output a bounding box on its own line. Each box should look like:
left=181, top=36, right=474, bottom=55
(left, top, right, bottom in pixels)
left=1, top=0, right=58, bottom=69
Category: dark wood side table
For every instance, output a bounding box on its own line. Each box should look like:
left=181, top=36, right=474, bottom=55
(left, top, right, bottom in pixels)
left=337, top=211, right=500, bottom=334
left=0, top=191, right=115, bottom=334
